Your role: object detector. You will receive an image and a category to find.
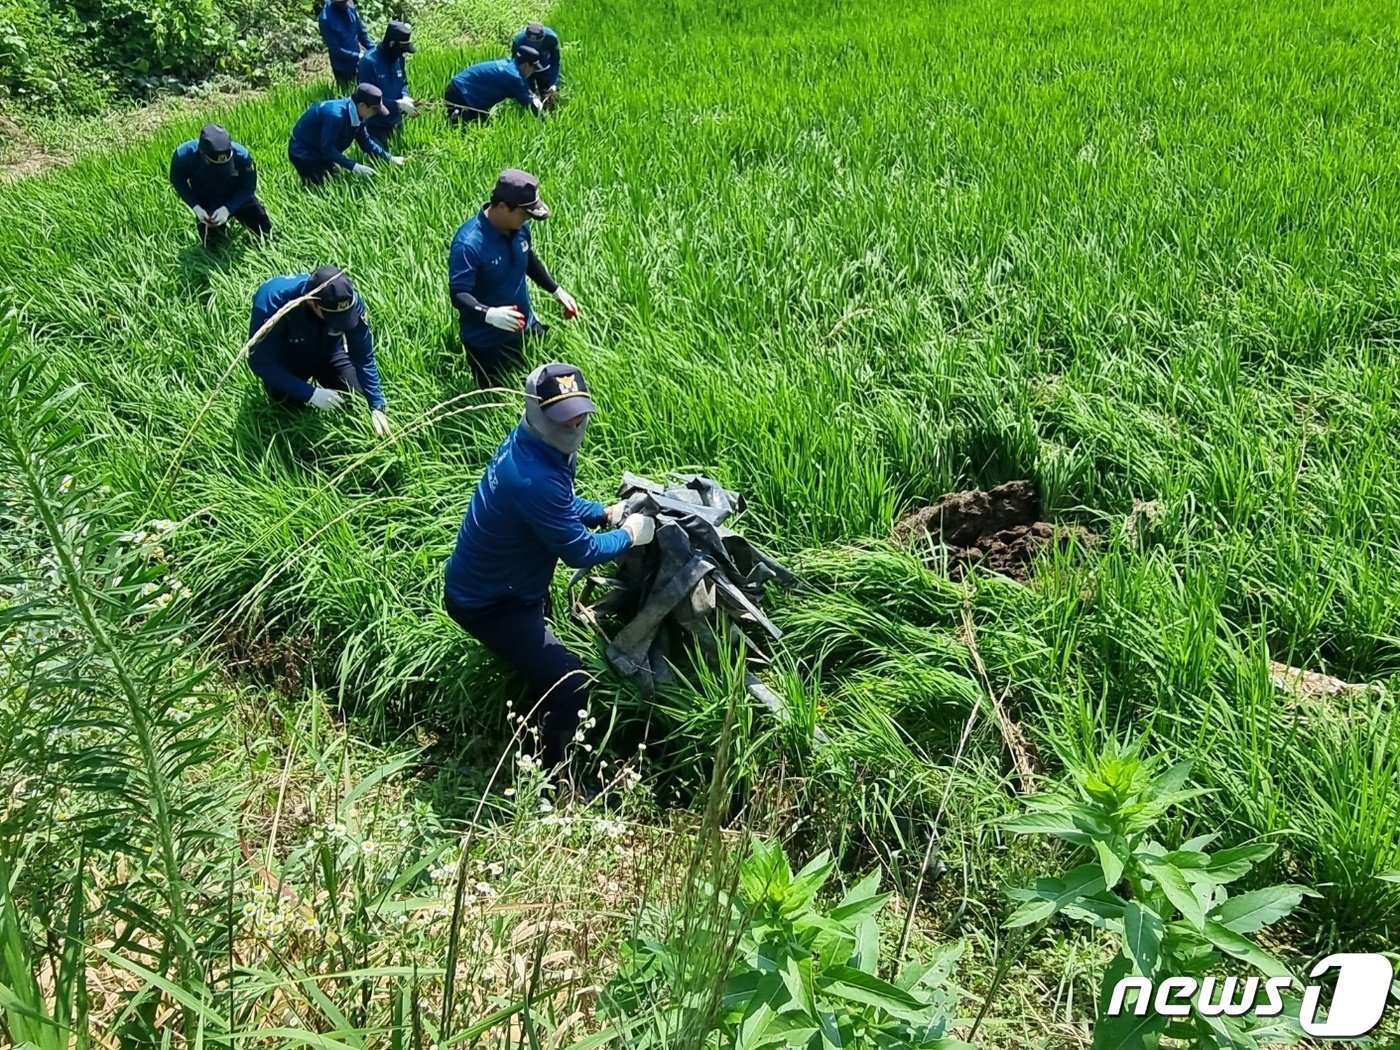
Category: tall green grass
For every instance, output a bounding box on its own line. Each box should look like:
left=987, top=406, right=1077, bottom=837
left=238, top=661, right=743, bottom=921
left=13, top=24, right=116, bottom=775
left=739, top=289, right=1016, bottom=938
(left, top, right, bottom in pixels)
left=2, top=0, right=1399, bottom=997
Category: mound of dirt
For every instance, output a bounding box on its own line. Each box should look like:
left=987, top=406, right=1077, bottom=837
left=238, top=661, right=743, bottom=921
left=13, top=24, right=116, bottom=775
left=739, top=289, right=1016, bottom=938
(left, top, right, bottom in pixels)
left=893, top=480, right=1095, bottom=582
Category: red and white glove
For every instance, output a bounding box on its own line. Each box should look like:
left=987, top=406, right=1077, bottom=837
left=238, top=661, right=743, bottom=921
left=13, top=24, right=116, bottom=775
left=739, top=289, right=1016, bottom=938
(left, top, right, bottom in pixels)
left=485, top=305, right=526, bottom=332
left=554, top=287, right=578, bottom=319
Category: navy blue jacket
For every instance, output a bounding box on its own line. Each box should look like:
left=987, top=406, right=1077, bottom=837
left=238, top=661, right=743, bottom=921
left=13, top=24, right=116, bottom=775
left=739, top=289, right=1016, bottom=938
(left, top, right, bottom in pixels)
left=445, top=423, right=631, bottom=610
left=248, top=273, right=386, bottom=410
left=448, top=206, right=543, bottom=350
left=319, top=0, right=372, bottom=79
left=288, top=97, right=390, bottom=169
left=169, top=139, right=258, bottom=211
left=445, top=57, right=536, bottom=112
left=511, top=24, right=560, bottom=91
left=357, top=45, right=409, bottom=134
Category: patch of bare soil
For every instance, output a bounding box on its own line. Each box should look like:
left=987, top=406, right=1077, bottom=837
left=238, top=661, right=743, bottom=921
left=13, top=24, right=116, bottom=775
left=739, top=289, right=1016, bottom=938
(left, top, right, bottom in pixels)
left=893, top=479, right=1095, bottom=581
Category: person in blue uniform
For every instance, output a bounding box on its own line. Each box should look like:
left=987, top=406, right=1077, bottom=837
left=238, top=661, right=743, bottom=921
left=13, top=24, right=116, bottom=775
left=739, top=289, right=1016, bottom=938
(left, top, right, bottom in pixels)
left=510, top=22, right=560, bottom=102
left=443, top=46, right=545, bottom=125
left=357, top=19, right=418, bottom=148
left=444, top=361, right=655, bottom=774
left=287, top=83, right=404, bottom=186
left=448, top=168, right=579, bottom=386
left=318, top=0, right=372, bottom=89
left=168, top=123, right=271, bottom=248
left=247, top=266, right=391, bottom=436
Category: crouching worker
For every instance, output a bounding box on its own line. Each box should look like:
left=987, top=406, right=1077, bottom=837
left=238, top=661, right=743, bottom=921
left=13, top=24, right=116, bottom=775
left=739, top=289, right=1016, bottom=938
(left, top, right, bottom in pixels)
left=288, top=83, right=403, bottom=186
left=444, top=45, right=545, bottom=125
left=443, top=363, right=655, bottom=776
left=511, top=22, right=561, bottom=104
left=169, top=124, right=271, bottom=248
left=247, top=266, right=391, bottom=436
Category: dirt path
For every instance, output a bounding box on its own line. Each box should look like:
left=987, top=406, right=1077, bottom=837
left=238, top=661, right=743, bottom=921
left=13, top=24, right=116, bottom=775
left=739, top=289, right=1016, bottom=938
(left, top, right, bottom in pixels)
left=0, top=55, right=332, bottom=182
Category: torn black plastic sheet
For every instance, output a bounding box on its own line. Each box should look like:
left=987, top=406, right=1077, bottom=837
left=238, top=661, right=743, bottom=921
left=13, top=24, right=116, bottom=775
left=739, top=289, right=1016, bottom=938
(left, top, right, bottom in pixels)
left=570, top=473, right=808, bottom=732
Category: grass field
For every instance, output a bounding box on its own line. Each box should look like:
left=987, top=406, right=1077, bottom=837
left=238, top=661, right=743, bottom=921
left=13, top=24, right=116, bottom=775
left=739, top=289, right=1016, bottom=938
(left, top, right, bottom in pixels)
left=3, top=0, right=1400, bottom=1044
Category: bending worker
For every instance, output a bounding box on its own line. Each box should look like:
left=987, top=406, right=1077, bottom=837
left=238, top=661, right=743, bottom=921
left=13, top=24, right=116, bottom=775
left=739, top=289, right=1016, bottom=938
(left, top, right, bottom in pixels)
left=511, top=22, right=560, bottom=102
left=168, top=123, right=270, bottom=248
left=444, top=45, right=545, bottom=125
left=357, top=20, right=418, bottom=149
left=449, top=168, right=579, bottom=386
left=247, top=266, right=391, bottom=436
left=443, top=362, right=655, bottom=774
left=318, top=0, right=372, bottom=90
left=288, top=83, right=404, bottom=185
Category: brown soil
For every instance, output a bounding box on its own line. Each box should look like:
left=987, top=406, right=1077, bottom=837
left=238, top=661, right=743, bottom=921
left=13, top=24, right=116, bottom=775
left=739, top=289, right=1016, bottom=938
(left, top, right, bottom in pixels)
left=893, top=480, right=1095, bottom=582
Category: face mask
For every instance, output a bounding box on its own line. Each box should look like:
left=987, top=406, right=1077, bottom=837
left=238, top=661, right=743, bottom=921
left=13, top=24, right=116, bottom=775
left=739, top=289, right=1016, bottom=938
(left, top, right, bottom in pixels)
left=522, top=403, right=588, bottom=457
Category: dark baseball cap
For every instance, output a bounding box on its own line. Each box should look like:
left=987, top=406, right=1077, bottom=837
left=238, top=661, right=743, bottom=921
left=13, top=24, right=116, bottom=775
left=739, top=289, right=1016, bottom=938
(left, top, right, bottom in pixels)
left=198, top=123, right=233, bottom=162
left=352, top=82, right=390, bottom=116
left=513, top=44, right=541, bottom=65
left=525, top=21, right=546, bottom=38
left=529, top=362, right=597, bottom=421
left=307, top=266, right=363, bottom=333
left=491, top=168, right=550, bottom=218
left=384, top=20, right=416, bottom=51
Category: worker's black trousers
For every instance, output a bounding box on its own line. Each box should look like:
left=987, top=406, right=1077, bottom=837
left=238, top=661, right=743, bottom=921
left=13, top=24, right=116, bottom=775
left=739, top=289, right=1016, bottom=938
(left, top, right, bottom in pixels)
left=461, top=322, right=549, bottom=388
left=289, top=152, right=339, bottom=186
left=445, top=593, right=587, bottom=771
left=443, top=89, right=491, bottom=126
left=196, top=198, right=272, bottom=248
left=263, top=345, right=362, bottom=407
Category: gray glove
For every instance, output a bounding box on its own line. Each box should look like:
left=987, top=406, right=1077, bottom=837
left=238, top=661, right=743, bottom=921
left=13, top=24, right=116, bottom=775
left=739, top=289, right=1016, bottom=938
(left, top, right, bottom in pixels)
left=622, top=514, right=655, bottom=546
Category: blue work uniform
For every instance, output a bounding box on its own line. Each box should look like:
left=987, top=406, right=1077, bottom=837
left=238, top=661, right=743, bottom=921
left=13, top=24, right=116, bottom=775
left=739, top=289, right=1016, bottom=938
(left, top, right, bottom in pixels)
left=444, top=57, right=536, bottom=115
left=357, top=44, right=410, bottom=140
left=318, top=0, right=372, bottom=83
left=511, top=24, right=560, bottom=92
left=248, top=273, right=386, bottom=410
left=169, top=139, right=258, bottom=211
left=444, top=423, right=630, bottom=612
left=287, top=97, right=390, bottom=182
left=448, top=206, right=541, bottom=349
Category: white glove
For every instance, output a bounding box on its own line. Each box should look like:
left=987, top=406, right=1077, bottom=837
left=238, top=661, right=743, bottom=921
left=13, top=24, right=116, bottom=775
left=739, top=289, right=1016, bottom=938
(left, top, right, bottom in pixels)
left=191, top=205, right=210, bottom=223
left=530, top=96, right=544, bottom=117
left=622, top=514, right=655, bottom=546
left=485, top=305, right=526, bottom=332
left=307, top=387, right=346, bottom=410
left=370, top=409, right=391, bottom=436
left=352, top=163, right=376, bottom=177
left=209, top=206, right=230, bottom=226
left=553, top=287, right=578, bottom=319
left=389, top=155, right=405, bottom=166
left=605, top=501, right=626, bottom=527
left=397, top=97, right=418, bottom=117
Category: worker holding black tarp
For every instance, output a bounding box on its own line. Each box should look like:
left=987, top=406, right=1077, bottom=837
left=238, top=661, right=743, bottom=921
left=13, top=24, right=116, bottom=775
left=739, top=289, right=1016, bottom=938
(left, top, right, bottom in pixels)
left=443, top=362, right=654, bottom=779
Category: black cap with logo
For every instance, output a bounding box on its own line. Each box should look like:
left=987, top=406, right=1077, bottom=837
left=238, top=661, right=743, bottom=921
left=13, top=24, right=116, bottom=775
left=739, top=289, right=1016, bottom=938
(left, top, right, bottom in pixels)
left=528, top=362, right=597, bottom=421
left=384, top=20, right=416, bottom=52
left=308, top=266, right=363, bottom=334
left=351, top=82, right=390, bottom=115
left=490, top=168, right=550, bottom=218
left=198, top=123, right=233, bottom=163
left=513, top=43, right=541, bottom=65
